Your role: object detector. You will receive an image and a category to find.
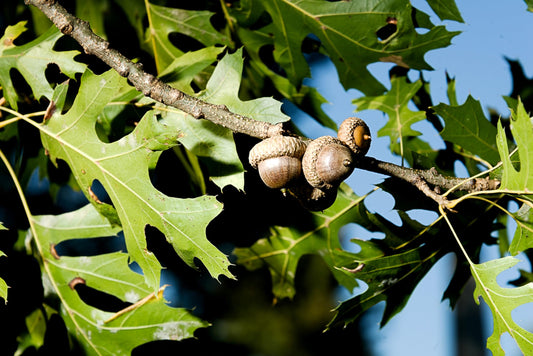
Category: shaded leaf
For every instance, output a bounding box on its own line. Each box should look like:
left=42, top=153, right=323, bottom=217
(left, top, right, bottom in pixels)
left=234, top=185, right=364, bottom=299
left=39, top=69, right=233, bottom=290
left=354, top=77, right=425, bottom=161
left=31, top=204, right=208, bottom=355
left=76, top=0, right=109, bottom=39
left=236, top=0, right=459, bottom=95
left=0, top=22, right=86, bottom=109
left=145, top=2, right=229, bottom=72
left=235, top=184, right=448, bottom=328
left=471, top=256, right=533, bottom=355
left=237, top=26, right=338, bottom=131
left=434, top=96, right=502, bottom=166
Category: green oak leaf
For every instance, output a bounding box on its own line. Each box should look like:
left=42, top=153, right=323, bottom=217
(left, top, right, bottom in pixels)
left=39, top=69, right=233, bottom=290
left=0, top=22, right=86, bottom=109
left=471, top=257, right=533, bottom=355
left=30, top=204, right=208, bottom=355
left=237, top=26, right=337, bottom=131
left=236, top=0, right=459, bottom=95
left=354, top=77, right=426, bottom=161
left=434, top=96, right=502, bottom=166
left=235, top=184, right=446, bottom=329
left=496, top=99, right=533, bottom=190
left=145, top=2, right=229, bottom=73
left=159, top=49, right=290, bottom=190
left=426, top=0, right=464, bottom=22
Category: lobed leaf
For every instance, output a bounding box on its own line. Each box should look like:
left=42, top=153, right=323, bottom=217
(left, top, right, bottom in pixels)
left=235, top=0, right=459, bottom=95
left=31, top=204, right=208, bottom=356
left=426, top=0, right=464, bottom=22
left=509, top=204, right=533, bottom=255
left=0, top=22, right=86, bottom=109
left=145, top=2, right=230, bottom=73
left=354, top=77, right=426, bottom=161
left=496, top=99, right=533, bottom=190
left=471, top=257, right=533, bottom=355
left=434, top=96, right=502, bottom=166
left=39, top=69, right=233, bottom=290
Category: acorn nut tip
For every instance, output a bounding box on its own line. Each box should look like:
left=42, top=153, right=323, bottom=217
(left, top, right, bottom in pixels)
left=338, top=117, right=371, bottom=156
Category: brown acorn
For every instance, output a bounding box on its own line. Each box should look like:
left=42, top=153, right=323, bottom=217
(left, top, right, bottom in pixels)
left=302, top=136, right=355, bottom=191
left=337, top=117, right=371, bottom=156
left=249, top=135, right=307, bottom=189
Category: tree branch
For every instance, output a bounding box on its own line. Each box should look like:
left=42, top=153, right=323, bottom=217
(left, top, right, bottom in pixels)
left=358, top=156, right=500, bottom=197
left=25, top=0, right=501, bottom=206
left=24, top=0, right=284, bottom=140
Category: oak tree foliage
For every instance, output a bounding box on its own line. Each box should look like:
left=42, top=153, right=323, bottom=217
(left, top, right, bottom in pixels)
left=0, top=0, right=532, bottom=355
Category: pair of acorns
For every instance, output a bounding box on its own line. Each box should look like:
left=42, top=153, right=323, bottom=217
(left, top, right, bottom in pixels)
left=249, top=117, right=371, bottom=210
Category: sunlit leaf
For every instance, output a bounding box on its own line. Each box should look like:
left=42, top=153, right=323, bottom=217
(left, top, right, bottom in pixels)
left=159, top=46, right=225, bottom=95
left=471, top=256, right=533, bottom=355
left=434, top=95, right=502, bottom=166
left=0, top=22, right=86, bottom=109
left=354, top=77, right=425, bottom=161
left=496, top=99, right=533, bottom=190
left=0, top=250, right=6, bottom=304
left=426, top=0, right=464, bottom=22
left=39, top=69, right=233, bottom=290
left=30, top=204, right=208, bottom=355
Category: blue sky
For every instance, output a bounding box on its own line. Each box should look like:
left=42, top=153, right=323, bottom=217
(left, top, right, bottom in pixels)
left=291, top=1, right=533, bottom=355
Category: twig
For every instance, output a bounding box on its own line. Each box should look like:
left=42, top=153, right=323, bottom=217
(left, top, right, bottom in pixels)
left=23, top=0, right=502, bottom=206
left=358, top=156, right=500, bottom=195
left=24, top=0, right=284, bottom=140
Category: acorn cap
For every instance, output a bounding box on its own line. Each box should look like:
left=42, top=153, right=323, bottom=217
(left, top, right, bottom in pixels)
left=337, top=117, right=371, bottom=156
left=249, top=135, right=307, bottom=168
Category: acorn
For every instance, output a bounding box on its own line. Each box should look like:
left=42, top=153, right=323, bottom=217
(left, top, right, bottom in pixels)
left=337, top=117, right=371, bottom=156
left=249, top=135, right=307, bottom=189
left=302, top=136, right=355, bottom=190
